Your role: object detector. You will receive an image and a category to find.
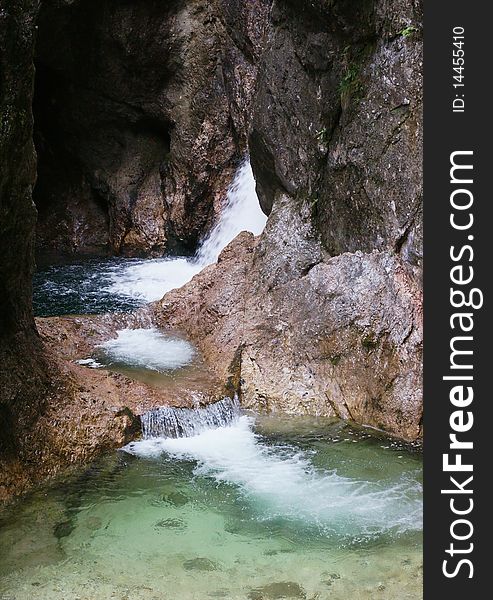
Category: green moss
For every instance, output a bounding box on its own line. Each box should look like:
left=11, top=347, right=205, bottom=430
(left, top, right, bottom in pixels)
left=338, top=45, right=367, bottom=106
left=339, top=65, right=362, bottom=95
left=361, top=336, right=378, bottom=352
left=398, top=25, right=417, bottom=38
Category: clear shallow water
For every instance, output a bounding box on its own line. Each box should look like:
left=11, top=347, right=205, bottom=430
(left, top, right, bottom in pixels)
left=34, top=161, right=267, bottom=317
left=0, top=415, right=422, bottom=600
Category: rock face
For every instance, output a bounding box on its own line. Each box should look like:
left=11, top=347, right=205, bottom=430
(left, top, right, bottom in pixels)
left=153, top=0, right=423, bottom=440
left=34, top=0, right=270, bottom=257
left=0, top=0, right=52, bottom=494
left=154, top=229, right=422, bottom=440
left=250, top=0, right=423, bottom=273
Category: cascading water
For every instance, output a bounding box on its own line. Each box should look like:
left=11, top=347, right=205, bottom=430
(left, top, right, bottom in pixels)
left=104, top=159, right=266, bottom=305
left=33, top=159, right=267, bottom=316
left=140, top=396, right=241, bottom=439
left=36, top=160, right=266, bottom=383
left=195, top=161, right=267, bottom=266
left=126, top=400, right=422, bottom=542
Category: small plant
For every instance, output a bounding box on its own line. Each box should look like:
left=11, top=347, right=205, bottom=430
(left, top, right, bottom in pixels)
left=339, top=65, right=360, bottom=93
left=398, top=25, right=417, bottom=38
left=339, top=64, right=364, bottom=107
left=361, top=335, right=379, bottom=352
left=316, top=127, right=328, bottom=144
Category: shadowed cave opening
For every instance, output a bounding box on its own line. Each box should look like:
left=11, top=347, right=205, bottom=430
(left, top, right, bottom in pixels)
left=32, top=0, right=184, bottom=263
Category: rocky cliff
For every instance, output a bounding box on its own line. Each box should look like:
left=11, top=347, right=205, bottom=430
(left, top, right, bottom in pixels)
left=0, top=0, right=51, bottom=494
left=33, top=0, right=270, bottom=257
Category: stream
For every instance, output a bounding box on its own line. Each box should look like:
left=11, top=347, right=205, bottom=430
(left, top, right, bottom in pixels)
left=0, top=160, right=423, bottom=600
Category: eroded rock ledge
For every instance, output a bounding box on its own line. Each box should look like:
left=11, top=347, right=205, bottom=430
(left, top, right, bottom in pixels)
left=1, top=313, right=224, bottom=501
left=152, top=227, right=422, bottom=441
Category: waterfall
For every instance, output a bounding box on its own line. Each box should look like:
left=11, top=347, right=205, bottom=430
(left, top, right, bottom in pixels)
left=104, top=158, right=267, bottom=303
left=195, top=160, right=267, bottom=266
left=140, top=396, right=241, bottom=439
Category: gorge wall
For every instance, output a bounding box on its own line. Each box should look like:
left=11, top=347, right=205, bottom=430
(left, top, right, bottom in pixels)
left=33, top=0, right=270, bottom=257
left=1, top=0, right=422, bottom=499
left=0, top=0, right=51, bottom=491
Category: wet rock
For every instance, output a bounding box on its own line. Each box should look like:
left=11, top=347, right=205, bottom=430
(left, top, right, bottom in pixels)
left=183, top=557, right=218, bottom=571
left=161, top=491, right=189, bottom=507
left=154, top=232, right=422, bottom=440
left=250, top=0, right=423, bottom=275
left=84, top=516, right=103, bottom=531
left=248, top=581, right=306, bottom=599
left=155, top=518, right=186, bottom=531
left=53, top=520, right=75, bottom=539
left=321, top=572, right=341, bottom=587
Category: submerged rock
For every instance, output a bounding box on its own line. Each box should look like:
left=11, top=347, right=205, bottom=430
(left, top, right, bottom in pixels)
left=83, top=516, right=103, bottom=531
left=161, top=491, right=189, bottom=508
left=155, top=518, right=186, bottom=531
left=321, top=571, right=341, bottom=587
left=248, top=581, right=306, bottom=599
left=183, top=557, right=218, bottom=572
left=53, top=520, right=75, bottom=539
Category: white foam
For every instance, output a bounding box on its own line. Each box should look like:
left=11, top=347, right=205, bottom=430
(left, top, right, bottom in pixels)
left=105, top=258, right=202, bottom=303
left=97, top=328, right=195, bottom=372
left=124, top=416, right=423, bottom=537
left=76, top=358, right=103, bottom=368
left=196, top=161, right=267, bottom=265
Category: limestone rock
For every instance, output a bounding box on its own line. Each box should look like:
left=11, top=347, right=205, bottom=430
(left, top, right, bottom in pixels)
left=153, top=230, right=422, bottom=440
left=34, top=0, right=271, bottom=257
